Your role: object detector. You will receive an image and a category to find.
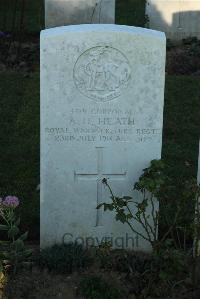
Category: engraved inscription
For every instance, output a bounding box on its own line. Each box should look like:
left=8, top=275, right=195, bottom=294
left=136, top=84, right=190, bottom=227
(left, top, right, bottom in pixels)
left=73, top=46, right=131, bottom=102
left=136, top=128, right=162, bottom=143
left=45, top=108, right=135, bottom=143
left=45, top=108, right=162, bottom=144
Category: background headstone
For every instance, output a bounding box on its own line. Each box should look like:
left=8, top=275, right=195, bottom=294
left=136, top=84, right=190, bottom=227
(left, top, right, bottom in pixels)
left=45, top=0, right=115, bottom=28
left=40, top=24, right=166, bottom=251
left=146, top=0, right=200, bottom=40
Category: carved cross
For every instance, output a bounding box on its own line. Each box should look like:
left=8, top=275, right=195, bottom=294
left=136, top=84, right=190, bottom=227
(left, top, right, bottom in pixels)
left=74, top=147, right=127, bottom=226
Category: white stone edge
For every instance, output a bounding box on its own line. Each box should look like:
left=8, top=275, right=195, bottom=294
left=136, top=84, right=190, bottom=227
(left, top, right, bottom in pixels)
left=40, top=24, right=166, bottom=41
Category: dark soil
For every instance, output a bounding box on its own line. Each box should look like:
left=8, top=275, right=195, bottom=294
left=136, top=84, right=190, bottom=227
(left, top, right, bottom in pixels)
left=1, top=265, right=200, bottom=299
left=1, top=269, right=84, bottom=299
left=0, top=248, right=200, bottom=299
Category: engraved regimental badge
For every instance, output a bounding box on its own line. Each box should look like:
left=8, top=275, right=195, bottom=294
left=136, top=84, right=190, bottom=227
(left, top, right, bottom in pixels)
left=73, top=46, right=131, bottom=102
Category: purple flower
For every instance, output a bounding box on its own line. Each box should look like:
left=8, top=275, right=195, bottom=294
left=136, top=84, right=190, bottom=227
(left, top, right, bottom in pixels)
left=0, top=31, right=6, bottom=38
left=3, top=196, right=19, bottom=208
left=0, top=31, right=11, bottom=38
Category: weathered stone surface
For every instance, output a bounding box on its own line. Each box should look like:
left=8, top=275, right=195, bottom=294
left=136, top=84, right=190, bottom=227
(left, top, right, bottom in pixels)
left=40, top=24, right=166, bottom=250
left=45, top=0, right=115, bottom=28
left=146, top=0, right=200, bottom=40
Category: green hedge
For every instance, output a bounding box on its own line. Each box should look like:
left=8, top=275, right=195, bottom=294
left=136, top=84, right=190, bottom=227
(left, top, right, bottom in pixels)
left=162, top=76, right=200, bottom=180
left=116, top=0, right=147, bottom=27
left=0, top=0, right=44, bottom=33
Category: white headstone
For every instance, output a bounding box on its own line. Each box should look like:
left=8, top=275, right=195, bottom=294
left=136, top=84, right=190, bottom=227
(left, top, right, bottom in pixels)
left=45, top=0, right=115, bottom=28
left=146, top=0, right=200, bottom=40
left=40, top=24, right=166, bottom=251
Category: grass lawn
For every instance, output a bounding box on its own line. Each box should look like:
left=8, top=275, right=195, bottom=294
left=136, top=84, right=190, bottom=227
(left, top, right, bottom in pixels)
left=0, top=73, right=199, bottom=238
left=163, top=76, right=200, bottom=180
left=0, top=72, right=40, bottom=238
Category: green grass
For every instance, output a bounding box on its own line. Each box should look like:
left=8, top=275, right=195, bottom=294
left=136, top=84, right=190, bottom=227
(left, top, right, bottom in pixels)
left=0, top=72, right=40, bottom=239
left=162, top=76, right=200, bottom=180
left=0, top=73, right=199, bottom=239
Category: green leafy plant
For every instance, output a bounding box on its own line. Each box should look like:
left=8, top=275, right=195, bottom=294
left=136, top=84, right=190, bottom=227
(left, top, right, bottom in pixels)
left=79, top=275, right=121, bottom=299
left=152, top=239, right=187, bottom=283
left=95, top=241, right=113, bottom=269
left=113, top=251, right=152, bottom=275
left=37, top=243, right=91, bottom=274
left=97, top=160, right=200, bottom=289
left=98, top=160, right=181, bottom=252
left=98, top=160, right=195, bottom=254
left=0, top=196, right=32, bottom=273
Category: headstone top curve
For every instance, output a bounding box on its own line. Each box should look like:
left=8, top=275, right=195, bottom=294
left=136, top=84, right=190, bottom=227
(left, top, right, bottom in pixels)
left=40, top=24, right=166, bottom=40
